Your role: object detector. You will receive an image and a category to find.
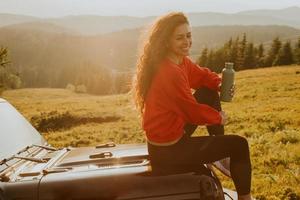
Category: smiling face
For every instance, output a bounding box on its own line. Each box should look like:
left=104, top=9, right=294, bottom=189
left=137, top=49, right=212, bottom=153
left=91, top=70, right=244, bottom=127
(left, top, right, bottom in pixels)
left=167, top=23, right=192, bottom=62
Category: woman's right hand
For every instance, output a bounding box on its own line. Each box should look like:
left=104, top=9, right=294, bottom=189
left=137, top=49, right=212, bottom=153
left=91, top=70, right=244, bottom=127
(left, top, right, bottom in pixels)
left=220, top=111, right=227, bottom=125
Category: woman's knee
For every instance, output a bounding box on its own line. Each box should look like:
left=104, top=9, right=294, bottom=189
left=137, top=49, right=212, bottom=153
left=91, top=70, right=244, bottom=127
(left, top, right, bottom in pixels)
left=230, top=135, right=250, bottom=158
left=193, top=87, right=220, bottom=105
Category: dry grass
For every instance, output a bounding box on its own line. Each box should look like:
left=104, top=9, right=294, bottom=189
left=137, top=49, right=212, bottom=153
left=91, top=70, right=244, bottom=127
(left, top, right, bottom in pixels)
left=2, top=65, right=300, bottom=199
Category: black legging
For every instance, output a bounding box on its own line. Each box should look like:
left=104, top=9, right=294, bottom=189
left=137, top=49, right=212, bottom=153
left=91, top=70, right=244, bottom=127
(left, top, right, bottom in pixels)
left=147, top=88, right=252, bottom=195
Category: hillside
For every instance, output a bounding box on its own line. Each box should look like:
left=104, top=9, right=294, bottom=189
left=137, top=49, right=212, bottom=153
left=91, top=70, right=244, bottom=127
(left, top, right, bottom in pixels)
left=0, top=24, right=299, bottom=82
left=44, top=8, right=300, bottom=35
left=1, top=21, right=74, bottom=34
left=0, top=13, right=39, bottom=27
left=1, top=7, right=300, bottom=34
left=47, top=15, right=153, bottom=35
left=2, top=65, right=300, bottom=199
left=238, top=6, right=300, bottom=22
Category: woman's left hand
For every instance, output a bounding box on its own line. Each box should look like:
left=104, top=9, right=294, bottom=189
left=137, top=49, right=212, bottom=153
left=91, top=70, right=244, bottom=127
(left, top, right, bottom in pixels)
left=230, top=84, right=235, bottom=98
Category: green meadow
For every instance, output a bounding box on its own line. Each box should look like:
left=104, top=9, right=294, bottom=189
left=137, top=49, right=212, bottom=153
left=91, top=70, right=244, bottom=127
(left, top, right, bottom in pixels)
left=2, top=65, right=300, bottom=199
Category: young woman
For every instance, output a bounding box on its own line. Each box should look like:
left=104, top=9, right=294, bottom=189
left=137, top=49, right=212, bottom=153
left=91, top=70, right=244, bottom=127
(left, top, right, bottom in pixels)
left=133, top=12, right=253, bottom=200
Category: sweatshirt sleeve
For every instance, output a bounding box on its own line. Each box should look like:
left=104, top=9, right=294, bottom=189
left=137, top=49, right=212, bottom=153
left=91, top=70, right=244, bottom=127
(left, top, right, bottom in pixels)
left=163, top=66, right=222, bottom=125
left=185, top=57, right=221, bottom=91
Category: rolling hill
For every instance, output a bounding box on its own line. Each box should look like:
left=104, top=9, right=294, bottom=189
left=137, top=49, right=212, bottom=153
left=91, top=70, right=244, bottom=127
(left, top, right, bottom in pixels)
left=238, top=6, right=300, bottom=22
left=1, top=7, right=300, bottom=90
left=0, top=13, right=39, bottom=27
left=1, top=7, right=300, bottom=35
left=0, top=23, right=299, bottom=72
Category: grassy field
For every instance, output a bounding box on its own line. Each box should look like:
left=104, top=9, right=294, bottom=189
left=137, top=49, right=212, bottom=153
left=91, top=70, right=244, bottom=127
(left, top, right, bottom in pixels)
left=2, top=65, right=300, bottom=199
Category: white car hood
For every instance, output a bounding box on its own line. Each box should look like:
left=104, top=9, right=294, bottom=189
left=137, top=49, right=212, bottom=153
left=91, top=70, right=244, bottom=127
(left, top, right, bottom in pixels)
left=0, top=98, right=45, bottom=160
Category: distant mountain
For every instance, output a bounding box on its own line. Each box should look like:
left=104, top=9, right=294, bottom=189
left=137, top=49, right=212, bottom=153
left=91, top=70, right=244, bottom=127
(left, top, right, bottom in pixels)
left=47, top=15, right=154, bottom=35
left=0, top=13, right=39, bottom=27
left=238, top=6, right=300, bottom=22
left=2, top=21, right=74, bottom=34
left=187, top=11, right=300, bottom=29
left=1, top=7, right=300, bottom=35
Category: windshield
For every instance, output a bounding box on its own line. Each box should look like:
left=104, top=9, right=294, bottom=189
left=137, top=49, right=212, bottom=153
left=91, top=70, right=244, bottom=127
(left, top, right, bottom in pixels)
left=0, top=99, right=45, bottom=160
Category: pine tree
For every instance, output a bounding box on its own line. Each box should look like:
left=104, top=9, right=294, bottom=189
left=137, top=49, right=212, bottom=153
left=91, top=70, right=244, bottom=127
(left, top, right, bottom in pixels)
left=213, top=49, right=226, bottom=73
left=0, top=47, right=9, bottom=94
left=244, top=42, right=256, bottom=69
left=229, top=37, right=239, bottom=66
left=198, top=48, right=208, bottom=66
left=236, top=33, right=247, bottom=70
left=206, top=50, right=215, bottom=70
left=294, top=37, right=300, bottom=64
left=223, top=37, right=233, bottom=62
left=265, top=37, right=281, bottom=67
left=0, top=47, right=21, bottom=94
left=257, top=43, right=264, bottom=58
left=0, top=47, right=9, bottom=67
left=256, top=43, right=265, bottom=67
left=273, top=41, right=294, bottom=66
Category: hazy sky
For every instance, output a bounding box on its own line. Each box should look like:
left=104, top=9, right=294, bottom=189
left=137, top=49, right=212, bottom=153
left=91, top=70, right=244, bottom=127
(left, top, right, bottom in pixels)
left=1, top=0, right=300, bottom=18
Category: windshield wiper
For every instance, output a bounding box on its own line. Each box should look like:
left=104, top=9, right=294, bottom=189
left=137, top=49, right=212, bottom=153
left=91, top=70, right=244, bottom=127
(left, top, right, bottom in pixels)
left=0, top=144, right=55, bottom=166
left=13, top=144, right=57, bottom=156
left=33, top=144, right=57, bottom=151
left=13, top=156, right=50, bottom=163
left=0, top=156, right=50, bottom=166
left=0, top=156, right=48, bottom=182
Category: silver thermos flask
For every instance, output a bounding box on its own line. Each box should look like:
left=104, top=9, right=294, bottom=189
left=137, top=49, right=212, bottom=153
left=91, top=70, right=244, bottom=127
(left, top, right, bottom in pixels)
left=220, top=62, right=235, bottom=102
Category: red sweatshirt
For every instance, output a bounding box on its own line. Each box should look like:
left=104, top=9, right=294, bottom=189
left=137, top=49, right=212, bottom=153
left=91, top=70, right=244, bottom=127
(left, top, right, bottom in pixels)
left=143, top=56, right=222, bottom=144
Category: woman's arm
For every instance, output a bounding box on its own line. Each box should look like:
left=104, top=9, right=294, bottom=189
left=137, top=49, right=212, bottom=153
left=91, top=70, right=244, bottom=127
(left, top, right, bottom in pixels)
left=163, top=66, right=222, bottom=125
left=185, top=57, right=221, bottom=91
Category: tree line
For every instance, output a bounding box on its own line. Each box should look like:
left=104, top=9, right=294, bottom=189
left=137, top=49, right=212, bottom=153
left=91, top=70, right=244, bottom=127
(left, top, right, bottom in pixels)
left=19, top=62, right=131, bottom=95
left=0, top=47, right=22, bottom=94
left=1, top=34, right=300, bottom=95
left=197, top=34, right=300, bottom=73
left=0, top=46, right=131, bottom=95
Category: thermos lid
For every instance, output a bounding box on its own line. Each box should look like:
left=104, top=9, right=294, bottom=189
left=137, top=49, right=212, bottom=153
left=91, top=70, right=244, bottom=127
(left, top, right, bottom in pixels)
left=225, top=62, right=234, bottom=69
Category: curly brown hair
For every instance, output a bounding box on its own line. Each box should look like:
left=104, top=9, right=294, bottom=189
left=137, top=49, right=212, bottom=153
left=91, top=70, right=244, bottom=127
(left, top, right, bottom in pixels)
left=133, top=12, right=189, bottom=114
